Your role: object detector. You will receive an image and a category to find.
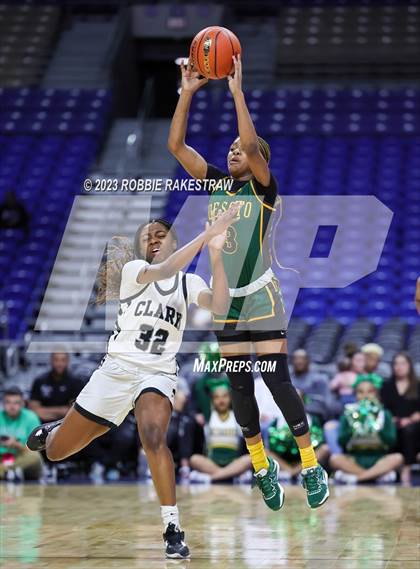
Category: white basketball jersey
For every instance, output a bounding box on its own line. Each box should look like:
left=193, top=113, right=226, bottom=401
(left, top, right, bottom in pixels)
left=107, top=260, right=209, bottom=374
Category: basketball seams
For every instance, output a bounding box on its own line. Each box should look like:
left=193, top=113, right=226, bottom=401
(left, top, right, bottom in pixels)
left=225, top=30, right=236, bottom=77
left=192, top=26, right=212, bottom=77
left=213, top=30, right=222, bottom=79
left=195, top=30, right=207, bottom=76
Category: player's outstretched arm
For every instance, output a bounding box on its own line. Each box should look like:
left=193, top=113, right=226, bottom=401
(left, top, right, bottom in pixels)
left=415, top=276, right=420, bottom=315
left=167, top=61, right=208, bottom=180
left=137, top=204, right=240, bottom=285
left=228, top=55, right=271, bottom=187
left=196, top=231, right=230, bottom=314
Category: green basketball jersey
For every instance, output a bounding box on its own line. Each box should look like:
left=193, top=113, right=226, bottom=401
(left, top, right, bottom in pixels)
left=207, top=165, right=278, bottom=289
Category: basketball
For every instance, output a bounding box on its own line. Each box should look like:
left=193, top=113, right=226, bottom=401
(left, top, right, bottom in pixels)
left=189, top=26, right=242, bottom=80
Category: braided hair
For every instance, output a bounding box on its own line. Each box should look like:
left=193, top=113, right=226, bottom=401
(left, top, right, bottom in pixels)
left=95, top=218, right=177, bottom=304
left=257, top=136, right=271, bottom=163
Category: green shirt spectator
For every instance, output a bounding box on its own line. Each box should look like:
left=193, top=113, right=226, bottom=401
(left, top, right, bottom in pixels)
left=0, top=406, right=40, bottom=457
left=0, top=386, right=43, bottom=482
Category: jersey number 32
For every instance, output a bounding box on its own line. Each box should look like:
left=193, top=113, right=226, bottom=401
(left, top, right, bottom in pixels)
left=135, top=323, right=169, bottom=354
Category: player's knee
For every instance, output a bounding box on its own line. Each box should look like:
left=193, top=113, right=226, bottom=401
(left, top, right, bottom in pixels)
left=189, top=454, right=201, bottom=468
left=46, top=442, right=66, bottom=462
left=329, top=453, right=344, bottom=469
left=229, top=386, right=261, bottom=437
left=140, top=423, right=166, bottom=453
left=392, top=453, right=404, bottom=467
left=257, top=353, right=291, bottom=389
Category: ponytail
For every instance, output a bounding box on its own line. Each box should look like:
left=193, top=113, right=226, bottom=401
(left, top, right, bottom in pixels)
left=95, top=236, right=135, bottom=304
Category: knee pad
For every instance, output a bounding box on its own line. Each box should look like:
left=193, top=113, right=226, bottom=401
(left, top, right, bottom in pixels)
left=223, top=355, right=261, bottom=438
left=257, top=353, right=309, bottom=437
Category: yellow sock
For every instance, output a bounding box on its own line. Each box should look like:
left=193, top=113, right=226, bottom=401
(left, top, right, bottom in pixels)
left=246, top=440, right=269, bottom=473
left=299, top=445, right=318, bottom=470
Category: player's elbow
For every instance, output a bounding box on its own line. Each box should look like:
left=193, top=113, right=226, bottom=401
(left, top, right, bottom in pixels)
left=167, top=138, right=181, bottom=156
left=241, top=141, right=259, bottom=156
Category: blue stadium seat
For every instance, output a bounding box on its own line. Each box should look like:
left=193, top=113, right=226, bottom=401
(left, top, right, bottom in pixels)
left=0, top=87, right=110, bottom=339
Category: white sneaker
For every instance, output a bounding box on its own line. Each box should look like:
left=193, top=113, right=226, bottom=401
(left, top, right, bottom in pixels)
left=189, top=470, right=211, bottom=484
left=41, top=464, right=57, bottom=485
left=178, top=466, right=191, bottom=485
left=334, top=470, right=358, bottom=485
left=376, top=471, right=397, bottom=484
left=89, top=462, right=105, bottom=485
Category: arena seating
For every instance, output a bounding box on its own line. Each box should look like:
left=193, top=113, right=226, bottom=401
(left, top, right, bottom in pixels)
left=276, top=3, right=419, bottom=67
left=0, top=87, right=111, bottom=340
left=165, top=86, right=420, bottom=363
left=0, top=4, right=60, bottom=87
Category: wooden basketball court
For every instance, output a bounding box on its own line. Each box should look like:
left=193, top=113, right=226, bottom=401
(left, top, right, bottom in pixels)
left=1, top=483, right=419, bottom=568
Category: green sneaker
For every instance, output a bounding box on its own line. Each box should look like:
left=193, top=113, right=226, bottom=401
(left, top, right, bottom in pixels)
left=253, top=457, right=285, bottom=511
left=301, top=465, right=329, bottom=509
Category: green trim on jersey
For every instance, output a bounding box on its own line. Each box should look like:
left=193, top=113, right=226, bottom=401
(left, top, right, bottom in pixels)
left=208, top=178, right=277, bottom=289
left=212, top=277, right=286, bottom=325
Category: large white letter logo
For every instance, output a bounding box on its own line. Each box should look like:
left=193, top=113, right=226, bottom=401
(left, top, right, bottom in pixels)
left=30, top=194, right=393, bottom=352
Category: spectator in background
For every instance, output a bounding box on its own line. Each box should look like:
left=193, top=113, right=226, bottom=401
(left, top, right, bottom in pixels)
left=381, top=352, right=420, bottom=485
left=189, top=381, right=251, bottom=483
left=361, top=343, right=389, bottom=379
left=0, top=387, right=42, bottom=481
left=167, top=379, right=202, bottom=483
left=0, top=190, right=30, bottom=234
left=192, top=342, right=228, bottom=423
left=28, top=353, right=84, bottom=422
left=330, top=350, right=366, bottom=404
left=87, top=413, right=139, bottom=483
left=330, top=374, right=403, bottom=484
left=267, top=390, right=330, bottom=482
left=290, top=349, right=342, bottom=421
left=415, top=276, right=420, bottom=315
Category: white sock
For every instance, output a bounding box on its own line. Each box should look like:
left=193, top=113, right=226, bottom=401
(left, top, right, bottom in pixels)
left=161, top=505, right=180, bottom=530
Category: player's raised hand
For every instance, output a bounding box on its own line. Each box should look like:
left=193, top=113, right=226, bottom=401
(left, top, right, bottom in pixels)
left=205, top=203, right=240, bottom=242
left=227, top=54, right=242, bottom=97
left=180, top=59, right=208, bottom=93
left=208, top=229, right=227, bottom=252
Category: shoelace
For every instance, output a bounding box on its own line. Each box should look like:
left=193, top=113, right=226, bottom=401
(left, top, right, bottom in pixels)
left=256, top=471, right=276, bottom=496
left=165, top=523, right=184, bottom=543
left=305, top=469, right=321, bottom=494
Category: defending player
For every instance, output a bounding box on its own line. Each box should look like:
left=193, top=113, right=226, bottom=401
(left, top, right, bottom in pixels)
left=168, top=55, right=329, bottom=510
left=27, top=206, right=238, bottom=559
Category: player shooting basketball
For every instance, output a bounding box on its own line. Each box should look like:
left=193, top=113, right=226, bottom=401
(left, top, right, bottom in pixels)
left=27, top=205, right=238, bottom=559
left=168, top=54, right=329, bottom=510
